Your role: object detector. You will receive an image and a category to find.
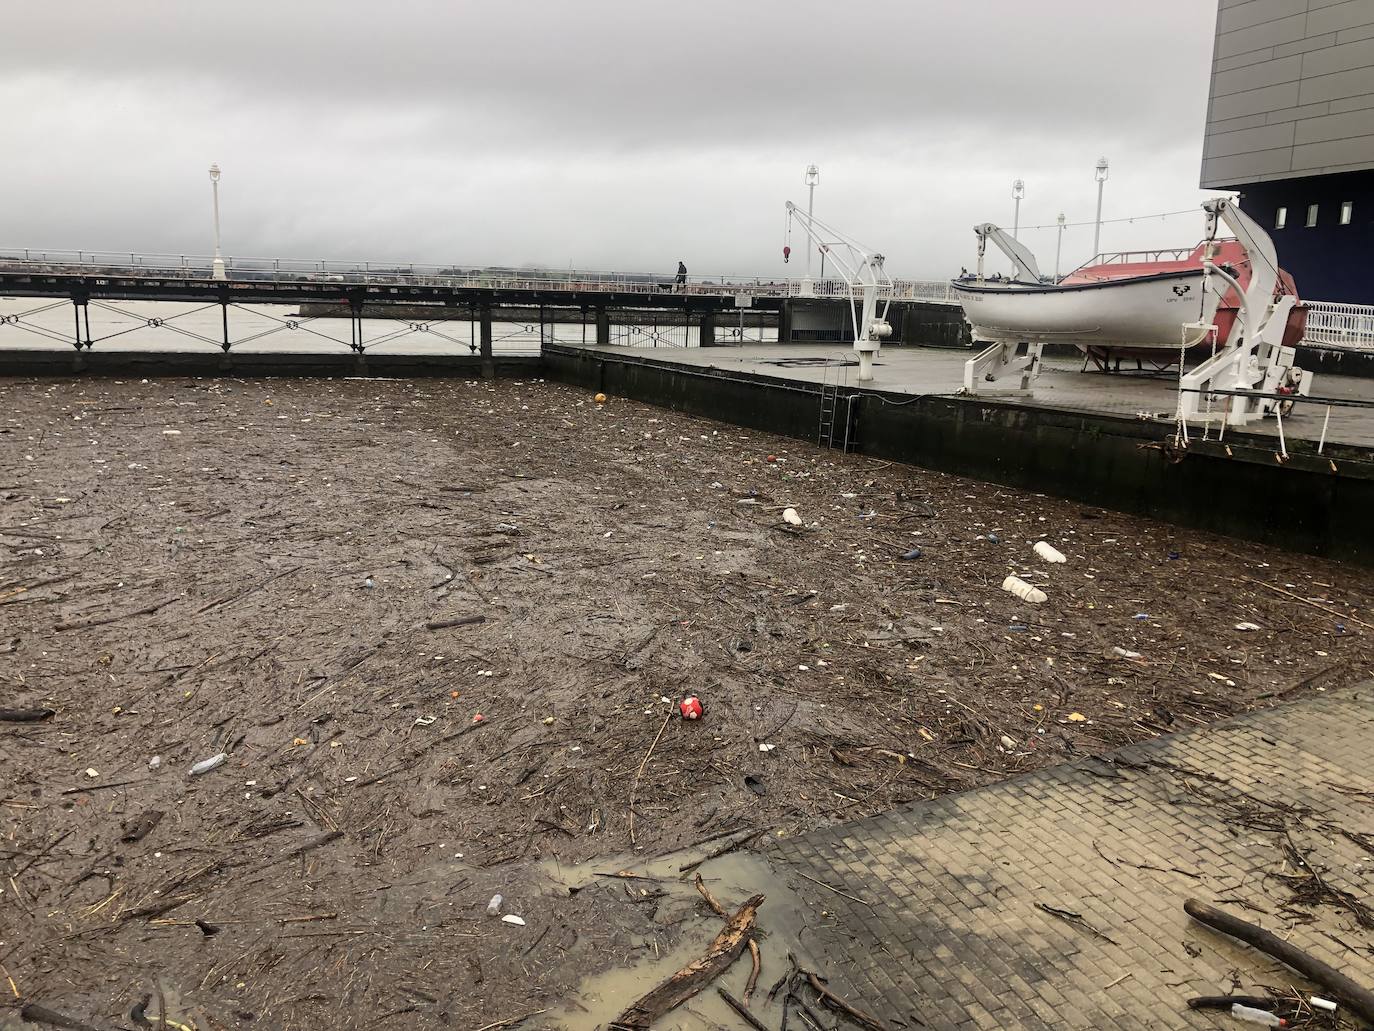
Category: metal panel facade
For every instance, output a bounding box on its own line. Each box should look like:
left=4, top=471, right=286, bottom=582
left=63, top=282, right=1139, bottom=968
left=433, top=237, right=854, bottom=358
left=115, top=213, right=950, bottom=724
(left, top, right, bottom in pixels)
left=1202, top=0, right=1374, bottom=187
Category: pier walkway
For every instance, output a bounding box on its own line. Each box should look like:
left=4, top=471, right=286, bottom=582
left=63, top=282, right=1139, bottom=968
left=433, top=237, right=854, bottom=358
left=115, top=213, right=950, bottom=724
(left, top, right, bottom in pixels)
left=563, top=340, right=1374, bottom=450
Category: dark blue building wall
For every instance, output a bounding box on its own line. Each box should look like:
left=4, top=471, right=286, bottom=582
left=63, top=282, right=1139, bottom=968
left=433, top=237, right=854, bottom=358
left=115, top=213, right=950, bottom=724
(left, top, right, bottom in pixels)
left=1236, top=169, right=1374, bottom=305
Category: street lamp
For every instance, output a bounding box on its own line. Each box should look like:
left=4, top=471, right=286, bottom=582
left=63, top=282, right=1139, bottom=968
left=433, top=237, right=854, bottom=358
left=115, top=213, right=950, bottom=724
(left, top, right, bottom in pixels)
left=1055, top=212, right=1067, bottom=280
left=209, top=163, right=226, bottom=281
left=1012, top=179, right=1025, bottom=239
left=1092, top=156, right=1109, bottom=258
left=802, top=163, right=820, bottom=296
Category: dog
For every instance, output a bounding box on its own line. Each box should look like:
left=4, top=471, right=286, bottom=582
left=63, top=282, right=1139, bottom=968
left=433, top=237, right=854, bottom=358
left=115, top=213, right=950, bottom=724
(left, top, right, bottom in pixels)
left=656, top=282, right=674, bottom=292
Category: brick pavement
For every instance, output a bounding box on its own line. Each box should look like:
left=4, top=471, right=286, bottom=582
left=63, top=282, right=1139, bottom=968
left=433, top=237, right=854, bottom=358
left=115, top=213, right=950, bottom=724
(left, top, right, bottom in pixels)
left=768, top=686, right=1374, bottom=1030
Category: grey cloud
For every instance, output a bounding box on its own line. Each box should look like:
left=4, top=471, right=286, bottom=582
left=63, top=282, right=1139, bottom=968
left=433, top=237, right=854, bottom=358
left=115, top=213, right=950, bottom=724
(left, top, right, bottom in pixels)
left=2, top=2, right=1224, bottom=278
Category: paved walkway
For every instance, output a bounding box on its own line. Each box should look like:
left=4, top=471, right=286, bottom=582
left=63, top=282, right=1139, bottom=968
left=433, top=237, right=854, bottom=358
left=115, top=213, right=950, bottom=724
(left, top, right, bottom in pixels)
left=571, top=342, right=1374, bottom=449
left=768, top=686, right=1374, bottom=1030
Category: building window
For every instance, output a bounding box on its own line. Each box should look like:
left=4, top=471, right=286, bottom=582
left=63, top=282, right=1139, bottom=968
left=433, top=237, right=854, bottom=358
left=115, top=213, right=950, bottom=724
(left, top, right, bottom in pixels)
left=1275, top=206, right=1287, bottom=229
left=1307, top=204, right=1319, bottom=227
left=1341, top=200, right=1354, bottom=225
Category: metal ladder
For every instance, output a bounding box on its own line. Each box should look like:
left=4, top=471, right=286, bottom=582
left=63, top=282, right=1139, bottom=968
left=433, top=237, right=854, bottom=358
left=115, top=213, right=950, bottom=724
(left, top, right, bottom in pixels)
left=817, top=358, right=850, bottom=450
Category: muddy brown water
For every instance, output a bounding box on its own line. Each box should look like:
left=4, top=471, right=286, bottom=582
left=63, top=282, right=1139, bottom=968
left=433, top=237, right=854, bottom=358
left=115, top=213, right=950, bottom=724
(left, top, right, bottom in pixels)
left=2, top=375, right=1372, bottom=1030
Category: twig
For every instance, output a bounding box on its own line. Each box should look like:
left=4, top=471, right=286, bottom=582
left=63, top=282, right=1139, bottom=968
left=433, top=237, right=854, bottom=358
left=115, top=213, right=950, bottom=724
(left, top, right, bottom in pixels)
left=53, top=596, right=177, bottom=632
left=352, top=718, right=492, bottom=788
left=679, top=828, right=765, bottom=874
left=693, top=873, right=729, bottom=918
left=804, top=971, right=889, bottom=1031
left=61, top=778, right=149, bottom=796
left=717, top=988, right=769, bottom=1031
left=795, top=871, right=872, bottom=907
left=425, top=615, right=486, bottom=630
left=629, top=713, right=672, bottom=846
left=472, top=1011, right=547, bottom=1031
left=1238, top=577, right=1374, bottom=632
left=1036, top=902, right=1119, bottom=946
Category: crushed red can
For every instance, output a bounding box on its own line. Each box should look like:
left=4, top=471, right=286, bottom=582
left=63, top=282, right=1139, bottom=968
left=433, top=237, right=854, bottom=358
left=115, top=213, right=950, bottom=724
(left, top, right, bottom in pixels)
left=679, top=696, right=703, bottom=720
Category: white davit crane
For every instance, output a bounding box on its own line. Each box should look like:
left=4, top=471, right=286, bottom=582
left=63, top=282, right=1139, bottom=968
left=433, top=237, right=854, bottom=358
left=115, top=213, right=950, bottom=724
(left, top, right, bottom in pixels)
left=1177, top=196, right=1311, bottom=428
left=784, top=201, right=893, bottom=382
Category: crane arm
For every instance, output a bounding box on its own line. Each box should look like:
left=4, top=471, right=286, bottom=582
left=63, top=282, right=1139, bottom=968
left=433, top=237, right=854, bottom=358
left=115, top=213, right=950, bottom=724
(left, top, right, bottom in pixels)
left=973, top=223, right=1042, bottom=282
left=783, top=200, right=893, bottom=382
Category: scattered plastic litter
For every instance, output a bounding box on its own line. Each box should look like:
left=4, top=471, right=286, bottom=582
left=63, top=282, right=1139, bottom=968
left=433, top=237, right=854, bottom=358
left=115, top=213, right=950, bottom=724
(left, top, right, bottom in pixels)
left=758, top=743, right=776, bottom=752
left=363, top=577, right=375, bottom=590
left=1066, top=712, right=1088, bottom=723
left=486, top=894, right=503, bottom=916
left=1008, top=625, right=1028, bottom=632
left=1112, top=646, right=1142, bottom=659
left=1309, top=997, right=1336, bottom=1013
left=900, top=547, right=922, bottom=561
left=986, top=533, right=1000, bottom=543
left=1234, top=622, right=1261, bottom=631
left=680, top=696, right=703, bottom=720
left=84, top=767, right=99, bottom=778
left=1033, top=541, right=1066, bottom=564
left=147, top=756, right=161, bottom=770
left=1002, top=575, right=1047, bottom=604
left=1168, top=551, right=1181, bottom=560
left=782, top=508, right=802, bottom=526
left=1132, top=613, right=1150, bottom=620
left=501, top=914, right=526, bottom=926
left=189, top=753, right=228, bottom=776
left=999, top=735, right=1016, bottom=750
left=594, top=392, right=607, bottom=404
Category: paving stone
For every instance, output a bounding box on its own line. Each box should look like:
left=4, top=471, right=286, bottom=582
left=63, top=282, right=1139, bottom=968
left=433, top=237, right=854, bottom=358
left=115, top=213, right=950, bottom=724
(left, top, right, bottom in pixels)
left=768, top=685, right=1374, bottom=1029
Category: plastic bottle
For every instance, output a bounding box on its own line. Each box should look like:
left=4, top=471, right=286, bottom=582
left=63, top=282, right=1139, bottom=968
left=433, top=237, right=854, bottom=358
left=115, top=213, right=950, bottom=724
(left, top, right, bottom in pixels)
left=486, top=893, right=503, bottom=916
left=1001, top=575, right=1047, bottom=604
left=189, top=753, right=227, bottom=776
left=1230, top=1004, right=1285, bottom=1027
left=1033, top=541, right=1066, bottom=564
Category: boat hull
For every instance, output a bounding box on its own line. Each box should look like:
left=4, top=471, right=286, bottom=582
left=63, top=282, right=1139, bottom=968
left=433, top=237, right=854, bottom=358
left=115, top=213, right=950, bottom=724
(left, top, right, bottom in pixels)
left=951, top=270, right=1222, bottom=352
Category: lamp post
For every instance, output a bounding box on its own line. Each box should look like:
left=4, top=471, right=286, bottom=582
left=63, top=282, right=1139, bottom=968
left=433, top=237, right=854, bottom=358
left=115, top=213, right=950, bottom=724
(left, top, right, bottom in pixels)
left=209, top=163, right=226, bottom=281
left=1055, top=212, right=1066, bottom=280
left=1092, top=156, right=1109, bottom=258
left=802, top=164, right=820, bottom=296
left=1012, top=179, right=1025, bottom=239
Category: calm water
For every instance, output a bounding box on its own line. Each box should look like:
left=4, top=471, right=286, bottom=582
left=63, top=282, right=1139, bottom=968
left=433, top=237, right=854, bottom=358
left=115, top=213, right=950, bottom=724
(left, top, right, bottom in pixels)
left=0, top=298, right=776, bottom=354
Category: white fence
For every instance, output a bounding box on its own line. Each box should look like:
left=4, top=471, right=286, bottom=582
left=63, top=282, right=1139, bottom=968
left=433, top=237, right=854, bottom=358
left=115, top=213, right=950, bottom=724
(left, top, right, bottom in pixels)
left=1303, top=301, right=1374, bottom=353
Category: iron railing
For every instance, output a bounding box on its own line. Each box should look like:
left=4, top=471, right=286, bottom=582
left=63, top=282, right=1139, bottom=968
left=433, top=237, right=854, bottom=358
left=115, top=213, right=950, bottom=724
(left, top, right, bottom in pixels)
left=1303, top=301, right=1374, bottom=353
left=0, top=247, right=961, bottom=305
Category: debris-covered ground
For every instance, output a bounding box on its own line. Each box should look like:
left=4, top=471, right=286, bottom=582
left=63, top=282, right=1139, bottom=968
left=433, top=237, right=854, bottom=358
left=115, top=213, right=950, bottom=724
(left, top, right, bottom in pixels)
left=2, top=375, right=1372, bottom=1030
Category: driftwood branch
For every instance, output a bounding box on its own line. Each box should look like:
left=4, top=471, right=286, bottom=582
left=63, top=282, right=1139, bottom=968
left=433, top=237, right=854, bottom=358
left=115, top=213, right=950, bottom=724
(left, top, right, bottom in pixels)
left=1185, top=898, right=1374, bottom=1025
left=744, top=939, right=762, bottom=1005
left=612, top=893, right=764, bottom=1029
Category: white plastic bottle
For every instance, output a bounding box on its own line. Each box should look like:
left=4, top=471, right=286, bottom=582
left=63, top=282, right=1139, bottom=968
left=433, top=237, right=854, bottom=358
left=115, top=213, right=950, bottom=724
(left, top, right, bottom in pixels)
left=1002, top=575, right=1047, bottom=604
left=1230, top=1003, right=1284, bottom=1027
left=1033, top=541, right=1066, bottom=564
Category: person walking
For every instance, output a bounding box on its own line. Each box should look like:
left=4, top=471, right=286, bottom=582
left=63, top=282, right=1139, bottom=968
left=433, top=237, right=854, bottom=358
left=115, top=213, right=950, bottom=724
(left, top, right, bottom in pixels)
left=675, top=260, right=687, bottom=291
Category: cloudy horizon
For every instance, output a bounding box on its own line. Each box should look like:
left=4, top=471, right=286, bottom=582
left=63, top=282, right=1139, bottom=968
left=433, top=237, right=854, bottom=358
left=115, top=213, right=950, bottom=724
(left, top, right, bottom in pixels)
left=2, top=2, right=1224, bottom=279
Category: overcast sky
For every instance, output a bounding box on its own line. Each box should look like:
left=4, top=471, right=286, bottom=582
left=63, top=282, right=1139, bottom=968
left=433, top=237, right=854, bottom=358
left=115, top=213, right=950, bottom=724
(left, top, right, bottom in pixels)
left=1, top=2, right=1223, bottom=279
